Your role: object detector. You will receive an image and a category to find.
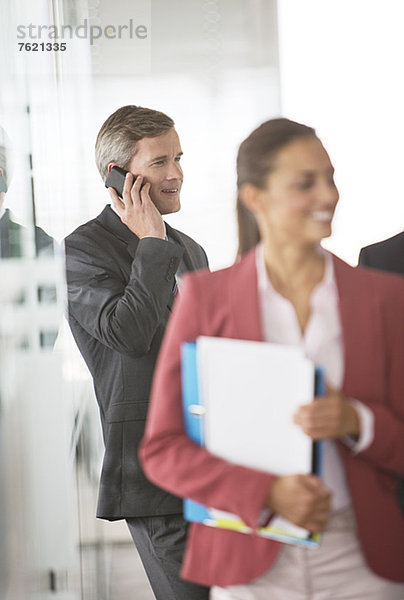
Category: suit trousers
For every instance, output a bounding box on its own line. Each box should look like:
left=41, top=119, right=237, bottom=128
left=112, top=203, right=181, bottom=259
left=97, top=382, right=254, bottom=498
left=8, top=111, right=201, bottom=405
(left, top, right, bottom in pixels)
left=210, top=507, right=404, bottom=600
left=126, top=513, right=210, bottom=600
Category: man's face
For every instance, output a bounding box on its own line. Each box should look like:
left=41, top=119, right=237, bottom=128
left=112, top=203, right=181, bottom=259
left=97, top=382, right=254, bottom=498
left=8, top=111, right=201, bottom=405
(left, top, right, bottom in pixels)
left=126, top=128, right=183, bottom=215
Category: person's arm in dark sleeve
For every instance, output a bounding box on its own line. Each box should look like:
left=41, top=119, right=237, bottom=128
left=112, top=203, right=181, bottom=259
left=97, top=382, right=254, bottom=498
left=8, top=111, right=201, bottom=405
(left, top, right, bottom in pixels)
left=65, top=233, right=183, bottom=358
left=358, top=246, right=370, bottom=266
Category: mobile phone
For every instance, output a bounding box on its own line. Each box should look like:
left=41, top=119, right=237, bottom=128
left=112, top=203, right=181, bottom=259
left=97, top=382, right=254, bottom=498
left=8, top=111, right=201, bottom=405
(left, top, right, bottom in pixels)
left=0, top=173, right=8, bottom=193
left=105, top=166, right=135, bottom=198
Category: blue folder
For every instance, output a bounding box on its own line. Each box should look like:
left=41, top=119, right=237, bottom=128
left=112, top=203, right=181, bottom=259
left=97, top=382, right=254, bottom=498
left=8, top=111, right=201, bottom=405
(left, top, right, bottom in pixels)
left=181, top=340, right=325, bottom=547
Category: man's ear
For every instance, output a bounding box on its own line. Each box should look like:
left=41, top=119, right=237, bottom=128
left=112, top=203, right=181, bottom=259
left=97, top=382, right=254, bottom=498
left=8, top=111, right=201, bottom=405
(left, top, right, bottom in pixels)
left=107, top=162, right=120, bottom=174
left=238, top=182, right=262, bottom=215
left=0, top=168, right=4, bottom=178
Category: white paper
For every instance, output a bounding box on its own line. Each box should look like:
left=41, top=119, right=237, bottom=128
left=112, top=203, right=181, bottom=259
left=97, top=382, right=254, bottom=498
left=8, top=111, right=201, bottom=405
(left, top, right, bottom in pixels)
left=197, top=336, right=314, bottom=475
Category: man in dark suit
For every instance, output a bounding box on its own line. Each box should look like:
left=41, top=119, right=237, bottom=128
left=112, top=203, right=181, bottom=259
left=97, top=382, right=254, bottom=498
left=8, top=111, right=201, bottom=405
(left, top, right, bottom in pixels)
left=64, top=106, right=209, bottom=600
left=359, top=231, right=404, bottom=275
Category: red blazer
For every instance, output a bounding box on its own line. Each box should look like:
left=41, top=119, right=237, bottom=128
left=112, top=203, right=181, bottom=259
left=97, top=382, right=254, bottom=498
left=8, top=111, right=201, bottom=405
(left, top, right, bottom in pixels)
left=140, top=248, right=404, bottom=587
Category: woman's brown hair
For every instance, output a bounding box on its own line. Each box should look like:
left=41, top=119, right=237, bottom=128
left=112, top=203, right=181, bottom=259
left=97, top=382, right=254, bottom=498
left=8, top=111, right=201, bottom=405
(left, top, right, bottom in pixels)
left=236, top=118, right=316, bottom=257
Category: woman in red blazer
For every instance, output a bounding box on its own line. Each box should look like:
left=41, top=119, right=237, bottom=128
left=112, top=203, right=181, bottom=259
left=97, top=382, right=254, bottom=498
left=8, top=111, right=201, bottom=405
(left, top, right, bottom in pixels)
left=140, top=119, right=404, bottom=599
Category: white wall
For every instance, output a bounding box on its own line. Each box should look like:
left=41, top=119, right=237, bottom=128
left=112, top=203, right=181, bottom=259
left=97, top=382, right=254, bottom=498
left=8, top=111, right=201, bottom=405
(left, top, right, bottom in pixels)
left=278, top=0, right=404, bottom=264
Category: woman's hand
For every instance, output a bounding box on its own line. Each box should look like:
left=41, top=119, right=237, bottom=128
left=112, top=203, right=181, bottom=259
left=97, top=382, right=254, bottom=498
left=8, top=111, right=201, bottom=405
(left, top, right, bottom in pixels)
left=266, top=474, right=331, bottom=532
left=293, top=383, right=360, bottom=440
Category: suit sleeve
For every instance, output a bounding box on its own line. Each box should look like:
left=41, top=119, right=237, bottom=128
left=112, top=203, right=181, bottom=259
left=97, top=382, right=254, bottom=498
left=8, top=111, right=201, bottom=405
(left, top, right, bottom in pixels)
left=201, top=246, right=209, bottom=268
left=358, top=246, right=370, bottom=266
left=139, top=273, right=275, bottom=530
left=65, top=232, right=183, bottom=358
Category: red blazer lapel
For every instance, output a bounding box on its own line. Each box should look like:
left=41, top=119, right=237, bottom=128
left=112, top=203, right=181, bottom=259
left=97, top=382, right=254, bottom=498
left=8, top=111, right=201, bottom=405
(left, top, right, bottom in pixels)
left=228, top=247, right=264, bottom=343
left=225, top=251, right=384, bottom=402
left=332, top=254, right=385, bottom=402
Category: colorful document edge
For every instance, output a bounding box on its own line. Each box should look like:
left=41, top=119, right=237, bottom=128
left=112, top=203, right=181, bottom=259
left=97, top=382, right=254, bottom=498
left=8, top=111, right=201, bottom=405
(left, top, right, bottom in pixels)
left=181, top=340, right=325, bottom=548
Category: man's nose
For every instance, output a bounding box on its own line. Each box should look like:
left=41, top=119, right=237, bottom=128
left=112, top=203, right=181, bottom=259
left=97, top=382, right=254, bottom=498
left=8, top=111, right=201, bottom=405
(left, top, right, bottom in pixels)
left=166, top=161, right=183, bottom=179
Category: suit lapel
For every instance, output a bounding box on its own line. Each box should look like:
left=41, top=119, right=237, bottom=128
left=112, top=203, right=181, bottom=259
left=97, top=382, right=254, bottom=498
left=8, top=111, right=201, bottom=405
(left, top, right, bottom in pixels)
left=165, top=223, right=197, bottom=272
left=333, top=254, right=384, bottom=400
left=97, top=205, right=140, bottom=258
left=228, top=248, right=263, bottom=342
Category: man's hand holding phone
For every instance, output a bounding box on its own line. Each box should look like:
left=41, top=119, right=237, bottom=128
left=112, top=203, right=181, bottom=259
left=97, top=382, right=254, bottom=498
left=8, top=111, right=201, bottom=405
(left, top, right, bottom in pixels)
left=107, top=168, right=166, bottom=240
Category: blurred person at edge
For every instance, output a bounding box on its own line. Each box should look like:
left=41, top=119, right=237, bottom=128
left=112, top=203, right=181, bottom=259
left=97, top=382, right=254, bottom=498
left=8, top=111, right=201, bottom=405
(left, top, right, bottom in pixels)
left=358, top=186, right=404, bottom=523
left=359, top=230, right=404, bottom=275
left=0, top=127, right=54, bottom=258
left=140, top=118, right=404, bottom=600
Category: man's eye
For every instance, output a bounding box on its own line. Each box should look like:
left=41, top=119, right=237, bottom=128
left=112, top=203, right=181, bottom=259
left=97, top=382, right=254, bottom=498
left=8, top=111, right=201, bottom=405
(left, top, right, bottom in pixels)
left=175, top=156, right=182, bottom=162
left=152, top=160, right=165, bottom=166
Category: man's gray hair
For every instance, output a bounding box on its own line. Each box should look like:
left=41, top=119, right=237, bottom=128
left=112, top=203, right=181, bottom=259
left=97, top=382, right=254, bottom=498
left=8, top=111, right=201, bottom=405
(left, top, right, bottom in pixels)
left=95, top=105, right=174, bottom=181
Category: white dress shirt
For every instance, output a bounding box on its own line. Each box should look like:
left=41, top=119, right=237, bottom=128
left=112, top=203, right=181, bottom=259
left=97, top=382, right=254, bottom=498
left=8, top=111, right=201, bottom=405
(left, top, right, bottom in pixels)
left=256, top=244, right=374, bottom=511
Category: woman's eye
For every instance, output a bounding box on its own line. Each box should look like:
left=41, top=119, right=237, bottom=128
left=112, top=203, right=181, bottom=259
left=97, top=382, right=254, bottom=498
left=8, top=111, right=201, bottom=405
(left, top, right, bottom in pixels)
left=296, top=180, right=313, bottom=190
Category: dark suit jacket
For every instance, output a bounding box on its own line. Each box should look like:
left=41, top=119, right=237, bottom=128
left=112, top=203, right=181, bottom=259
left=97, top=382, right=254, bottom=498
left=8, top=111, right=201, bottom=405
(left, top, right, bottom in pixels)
left=140, top=248, right=404, bottom=586
left=359, top=231, right=404, bottom=275
left=0, top=209, right=54, bottom=258
left=64, top=205, right=208, bottom=520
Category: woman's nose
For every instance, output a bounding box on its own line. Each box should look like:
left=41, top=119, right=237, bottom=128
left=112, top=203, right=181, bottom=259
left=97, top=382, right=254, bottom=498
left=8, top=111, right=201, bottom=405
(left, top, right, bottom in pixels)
left=320, top=179, right=339, bottom=206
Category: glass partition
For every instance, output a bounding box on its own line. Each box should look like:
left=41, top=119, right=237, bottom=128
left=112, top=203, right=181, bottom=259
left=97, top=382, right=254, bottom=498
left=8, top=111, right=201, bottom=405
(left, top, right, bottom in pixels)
left=0, top=1, right=280, bottom=597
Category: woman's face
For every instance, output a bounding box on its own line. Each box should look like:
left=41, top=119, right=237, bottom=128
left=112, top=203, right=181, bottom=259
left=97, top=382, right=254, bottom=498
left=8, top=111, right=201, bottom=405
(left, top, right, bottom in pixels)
left=254, top=136, right=339, bottom=245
